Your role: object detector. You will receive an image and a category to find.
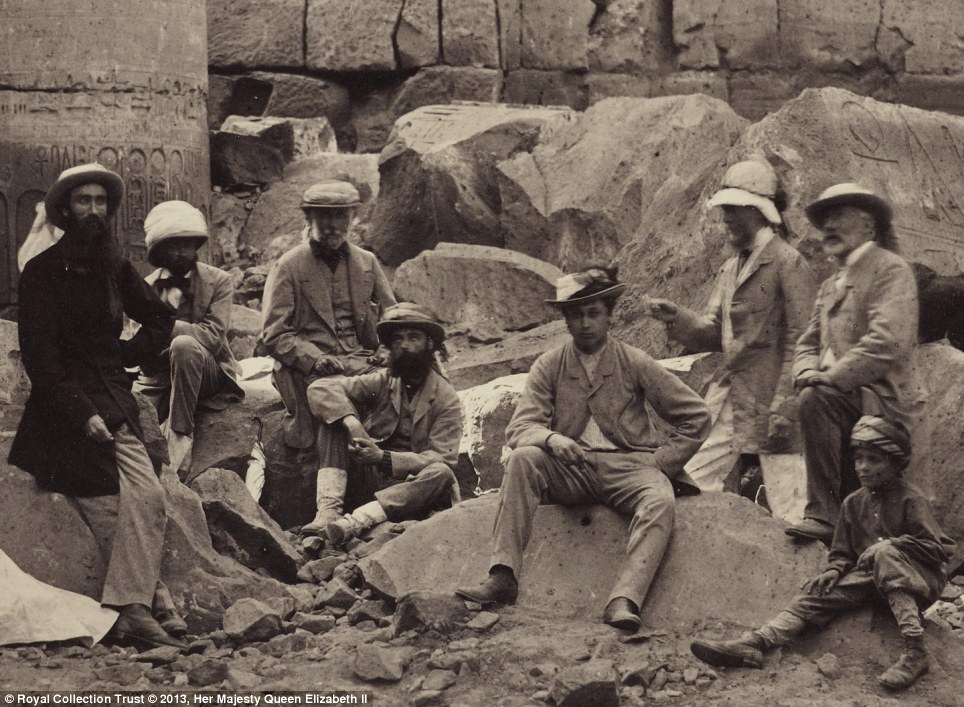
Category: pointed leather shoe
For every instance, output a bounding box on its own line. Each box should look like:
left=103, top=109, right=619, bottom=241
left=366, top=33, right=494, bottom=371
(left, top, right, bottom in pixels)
left=156, top=609, right=188, bottom=639
left=785, top=518, right=834, bottom=543
left=603, top=597, right=641, bottom=632
left=109, top=604, right=187, bottom=651
left=691, top=635, right=764, bottom=669
left=455, top=572, right=518, bottom=606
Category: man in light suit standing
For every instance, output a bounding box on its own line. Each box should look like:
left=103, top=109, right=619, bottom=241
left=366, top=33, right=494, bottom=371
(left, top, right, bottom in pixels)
left=786, top=184, right=922, bottom=543
left=261, top=180, right=396, bottom=535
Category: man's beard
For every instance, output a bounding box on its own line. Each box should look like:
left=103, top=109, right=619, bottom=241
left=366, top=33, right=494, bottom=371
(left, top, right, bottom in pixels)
left=389, top=349, right=434, bottom=382
left=167, top=253, right=197, bottom=277
left=60, top=214, right=121, bottom=275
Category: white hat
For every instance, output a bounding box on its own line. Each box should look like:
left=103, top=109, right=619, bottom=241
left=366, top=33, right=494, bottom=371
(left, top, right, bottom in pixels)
left=44, top=163, right=125, bottom=230
left=804, top=183, right=892, bottom=230
left=144, top=201, right=208, bottom=266
left=707, top=160, right=782, bottom=225
left=545, top=268, right=626, bottom=306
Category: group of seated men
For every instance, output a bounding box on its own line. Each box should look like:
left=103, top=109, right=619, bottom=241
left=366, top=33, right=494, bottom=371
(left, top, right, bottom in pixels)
left=9, top=163, right=955, bottom=691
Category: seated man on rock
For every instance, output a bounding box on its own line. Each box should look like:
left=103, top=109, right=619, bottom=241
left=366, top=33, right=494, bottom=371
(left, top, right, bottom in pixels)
left=457, top=267, right=711, bottom=631
left=134, top=201, right=244, bottom=474
left=306, top=303, right=462, bottom=545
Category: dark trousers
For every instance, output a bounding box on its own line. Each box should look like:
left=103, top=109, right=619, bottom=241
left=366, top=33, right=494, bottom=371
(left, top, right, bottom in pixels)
left=799, top=385, right=863, bottom=526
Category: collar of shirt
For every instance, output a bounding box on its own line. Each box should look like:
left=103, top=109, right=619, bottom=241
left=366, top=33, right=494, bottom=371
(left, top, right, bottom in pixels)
left=155, top=268, right=193, bottom=309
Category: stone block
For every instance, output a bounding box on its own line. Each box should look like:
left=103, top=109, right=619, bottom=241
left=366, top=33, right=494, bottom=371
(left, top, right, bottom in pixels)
left=221, top=598, right=284, bottom=643
left=187, top=659, right=230, bottom=687
left=894, top=75, right=964, bottom=117
left=779, top=0, right=879, bottom=71
left=293, top=612, right=337, bottom=635
left=457, top=374, right=526, bottom=491
left=588, top=0, right=671, bottom=73
left=208, top=74, right=273, bottom=130
left=220, top=116, right=338, bottom=162
left=210, top=131, right=285, bottom=189
left=504, top=69, right=590, bottom=110
left=208, top=0, right=304, bottom=69
left=585, top=73, right=654, bottom=105
left=189, top=468, right=304, bottom=583
left=882, top=1, right=964, bottom=75
left=442, top=0, right=500, bottom=68
left=346, top=599, right=393, bottom=626
left=497, top=0, right=523, bottom=70
left=393, top=243, right=562, bottom=335
left=674, top=0, right=779, bottom=70
left=353, top=645, right=411, bottom=682
left=240, top=154, right=380, bottom=257
left=306, top=0, right=401, bottom=72
left=369, top=102, right=573, bottom=265
left=726, top=72, right=798, bottom=121
left=390, top=68, right=503, bottom=120
left=448, top=320, right=569, bottom=390
left=654, top=71, right=730, bottom=102
left=423, top=669, right=458, bottom=691
left=550, top=660, right=618, bottom=707
left=521, top=0, right=596, bottom=70
left=395, top=591, right=469, bottom=634
left=209, top=193, right=252, bottom=266
left=251, top=72, right=352, bottom=128
left=397, top=0, right=440, bottom=68
left=314, top=578, right=358, bottom=611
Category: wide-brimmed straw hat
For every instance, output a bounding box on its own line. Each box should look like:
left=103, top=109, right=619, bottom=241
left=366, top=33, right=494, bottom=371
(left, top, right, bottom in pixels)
left=44, top=163, right=124, bottom=230
left=144, top=201, right=209, bottom=266
left=376, top=302, right=446, bottom=346
left=300, top=180, right=361, bottom=209
left=545, top=268, right=626, bottom=307
left=805, top=183, right=892, bottom=231
left=706, top=160, right=782, bottom=225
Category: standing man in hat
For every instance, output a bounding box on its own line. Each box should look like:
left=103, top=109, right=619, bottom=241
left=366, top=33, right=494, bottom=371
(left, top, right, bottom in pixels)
left=644, top=159, right=815, bottom=497
left=261, top=179, right=396, bottom=534
left=134, top=201, right=244, bottom=474
left=9, top=164, right=185, bottom=648
left=786, top=184, right=922, bottom=543
left=456, top=267, right=711, bottom=632
left=306, top=303, right=462, bottom=545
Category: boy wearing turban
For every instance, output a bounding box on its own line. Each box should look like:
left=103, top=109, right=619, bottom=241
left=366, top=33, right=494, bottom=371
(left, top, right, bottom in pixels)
left=690, top=415, right=955, bottom=691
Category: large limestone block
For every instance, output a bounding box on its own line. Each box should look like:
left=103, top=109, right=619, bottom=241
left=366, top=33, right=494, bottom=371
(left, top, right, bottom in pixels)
left=779, top=0, right=879, bottom=71
left=521, top=0, right=596, bottom=70
left=883, top=1, right=964, bottom=75
left=503, top=69, right=590, bottom=111
left=457, top=374, right=527, bottom=491
left=497, top=0, right=523, bottom=70
left=673, top=0, right=779, bottom=70
left=392, top=243, right=562, bottom=336
left=588, top=0, right=671, bottom=73
left=210, top=131, right=285, bottom=189
left=397, top=0, right=440, bottom=68
left=442, top=0, right=500, bottom=68
left=358, top=493, right=826, bottom=627
left=499, top=94, right=747, bottom=272
left=240, top=154, right=380, bottom=257
left=252, top=72, right=352, bottom=128
left=208, top=0, right=304, bottom=69
left=220, top=116, right=338, bottom=161
left=391, top=68, right=503, bottom=121
left=369, top=103, right=574, bottom=266
left=448, top=320, right=569, bottom=390
left=306, top=0, right=401, bottom=72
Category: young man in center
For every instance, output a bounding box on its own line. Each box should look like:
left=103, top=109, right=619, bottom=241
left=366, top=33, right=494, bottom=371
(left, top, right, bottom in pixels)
left=457, top=267, right=711, bottom=631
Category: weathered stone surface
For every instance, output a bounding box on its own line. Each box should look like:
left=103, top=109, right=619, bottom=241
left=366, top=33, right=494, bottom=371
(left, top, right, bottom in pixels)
left=504, top=69, right=589, bottom=110
left=448, top=320, right=568, bottom=390
left=222, top=598, right=284, bottom=643
left=93, top=663, right=147, bottom=687
left=209, top=193, right=252, bottom=266
left=391, top=68, right=503, bottom=120
left=220, top=116, right=338, bottom=162
left=457, top=374, right=526, bottom=491
left=780, top=0, right=879, bottom=71
left=499, top=94, right=746, bottom=273
left=208, top=0, right=303, bottom=69
left=674, top=0, right=779, bottom=70
left=369, top=102, right=574, bottom=266
left=293, top=612, right=337, bottom=635
left=227, top=304, right=261, bottom=360
left=207, top=75, right=273, bottom=130
left=550, top=660, right=618, bottom=707
left=133, top=646, right=183, bottom=667
left=240, top=154, right=380, bottom=257
left=210, top=131, right=285, bottom=189
left=306, top=0, right=400, bottom=72
left=187, top=659, right=230, bottom=687
left=521, top=0, right=595, bottom=70
left=894, top=75, right=964, bottom=117
left=442, top=0, right=500, bottom=68
left=497, top=0, right=523, bottom=70
left=189, top=468, right=303, bottom=582
left=395, top=591, right=469, bottom=634
left=346, top=599, right=393, bottom=626
left=252, top=72, right=352, bottom=128
left=588, top=0, right=670, bottom=73
left=422, top=669, right=458, bottom=691
left=359, top=494, right=827, bottom=627
left=397, top=0, right=440, bottom=68
left=314, top=578, right=358, bottom=611
left=353, top=644, right=410, bottom=682
left=263, top=632, right=310, bottom=657
left=393, top=243, right=562, bottom=335
left=466, top=611, right=500, bottom=631
left=883, top=1, right=964, bottom=75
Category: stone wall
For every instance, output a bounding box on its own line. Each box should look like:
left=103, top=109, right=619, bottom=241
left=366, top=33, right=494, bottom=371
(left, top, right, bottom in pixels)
left=208, top=0, right=964, bottom=154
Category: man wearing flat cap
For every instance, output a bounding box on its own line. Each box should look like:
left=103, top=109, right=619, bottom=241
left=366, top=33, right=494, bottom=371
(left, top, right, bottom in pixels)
left=134, top=201, right=244, bottom=474
left=305, top=303, right=462, bottom=545
left=786, top=184, right=923, bottom=543
left=645, top=159, right=815, bottom=498
left=261, top=179, right=396, bottom=534
left=9, top=164, right=186, bottom=649
left=457, top=266, right=711, bottom=632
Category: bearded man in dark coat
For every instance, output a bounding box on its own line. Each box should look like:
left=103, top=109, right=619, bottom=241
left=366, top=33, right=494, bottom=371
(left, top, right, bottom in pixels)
left=9, top=163, right=185, bottom=649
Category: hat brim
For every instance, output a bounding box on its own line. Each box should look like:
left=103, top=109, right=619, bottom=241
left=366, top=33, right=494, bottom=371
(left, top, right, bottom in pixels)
left=300, top=201, right=361, bottom=210
left=707, top=187, right=782, bottom=225
left=45, top=170, right=125, bottom=230
left=146, top=232, right=209, bottom=265
left=376, top=320, right=446, bottom=347
left=805, top=192, right=892, bottom=230
left=546, top=283, right=627, bottom=307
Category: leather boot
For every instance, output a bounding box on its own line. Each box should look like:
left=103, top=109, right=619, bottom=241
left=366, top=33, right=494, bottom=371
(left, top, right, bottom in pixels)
left=325, top=500, right=388, bottom=546
left=878, top=635, right=929, bottom=690
left=455, top=566, right=518, bottom=605
left=691, top=631, right=768, bottom=669
left=108, top=604, right=187, bottom=650
left=603, top=597, right=641, bottom=632
left=301, top=467, right=347, bottom=536
left=152, top=584, right=188, bottom=638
